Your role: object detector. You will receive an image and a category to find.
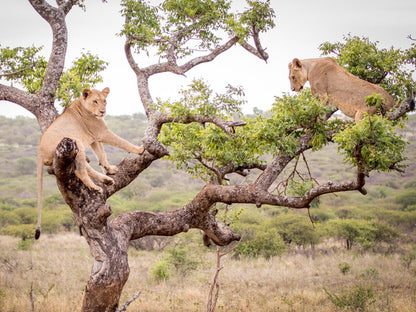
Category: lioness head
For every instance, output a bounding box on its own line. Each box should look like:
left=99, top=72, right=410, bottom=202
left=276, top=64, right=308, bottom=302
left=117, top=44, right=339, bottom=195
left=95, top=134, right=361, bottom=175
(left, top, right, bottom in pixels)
left=288, top=58, right=307, bottom=92
left=81, top=87, right=110, bottom=118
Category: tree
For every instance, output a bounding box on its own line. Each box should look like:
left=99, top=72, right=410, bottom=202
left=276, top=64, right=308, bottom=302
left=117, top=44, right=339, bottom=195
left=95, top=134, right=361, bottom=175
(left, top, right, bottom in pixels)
left=1, top=1, right=414, bottom=311
left=327, top=219, right=398, bottom=250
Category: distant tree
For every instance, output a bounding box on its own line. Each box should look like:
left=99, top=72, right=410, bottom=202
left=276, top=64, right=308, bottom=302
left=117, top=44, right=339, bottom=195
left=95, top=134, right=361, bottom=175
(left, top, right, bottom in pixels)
left=268, top=214, right=321, bottom=249
left=0, top=1, right=414, bottom=311
left=15, top=157, right=36, bottom=175
left=328, top=219, right=398, bottom=250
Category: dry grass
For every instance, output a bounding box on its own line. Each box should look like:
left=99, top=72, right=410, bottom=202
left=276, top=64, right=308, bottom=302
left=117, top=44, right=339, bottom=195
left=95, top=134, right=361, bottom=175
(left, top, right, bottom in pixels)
left=1, top=233, right=415, bottom=312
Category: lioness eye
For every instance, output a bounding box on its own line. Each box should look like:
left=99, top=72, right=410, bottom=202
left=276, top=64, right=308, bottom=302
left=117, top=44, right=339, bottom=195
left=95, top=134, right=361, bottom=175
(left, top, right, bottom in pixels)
left=93, top=100, right=98, bottom=105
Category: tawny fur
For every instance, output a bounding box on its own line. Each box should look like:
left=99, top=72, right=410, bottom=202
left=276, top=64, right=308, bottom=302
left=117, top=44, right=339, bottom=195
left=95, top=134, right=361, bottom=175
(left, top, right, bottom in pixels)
left=36, top=87, right=145, bottom=238
left=288, top=57, right=396, bottom=122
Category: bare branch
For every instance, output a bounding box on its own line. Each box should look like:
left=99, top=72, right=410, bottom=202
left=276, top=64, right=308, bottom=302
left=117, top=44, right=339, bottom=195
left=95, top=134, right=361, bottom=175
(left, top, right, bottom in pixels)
left=252, top=26, right=269, bottom=62
left=115, top=290, right=141, bottom=312
left=239, top=41, right=268, bottom=62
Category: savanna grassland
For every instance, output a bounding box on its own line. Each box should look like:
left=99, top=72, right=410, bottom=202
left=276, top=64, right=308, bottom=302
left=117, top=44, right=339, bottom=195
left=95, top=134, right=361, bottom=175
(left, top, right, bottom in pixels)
left=1, top=114, right=416, bottom=311
left=1, top=233, right=415, bottom=312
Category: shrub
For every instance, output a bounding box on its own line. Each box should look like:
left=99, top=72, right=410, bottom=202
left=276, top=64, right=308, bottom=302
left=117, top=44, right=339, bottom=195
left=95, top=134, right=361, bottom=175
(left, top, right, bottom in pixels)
left=235, top=226, right=287, bottom=259
left=325, top=284, right=375, bottom=312
left=394, top=189, right=416, bottom=210
left=15, top=157, right=36, bottom=175
left=338, top=262, right=351, bottom=275
left=400, top=245, right=416, bottom=269
left=150, top=259, right=170, bottom=281
left=165, top=247, right=199, bottom=276
left=268, top=214, right=322, bottom=249
left=1, top=224, right=35, bottom=240
left=327, top=219, right=397, bottom=250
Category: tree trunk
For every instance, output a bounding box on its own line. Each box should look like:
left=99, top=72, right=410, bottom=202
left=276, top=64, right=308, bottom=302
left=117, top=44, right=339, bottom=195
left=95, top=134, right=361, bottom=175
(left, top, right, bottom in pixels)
left=52, top=138, right=240, bottom=311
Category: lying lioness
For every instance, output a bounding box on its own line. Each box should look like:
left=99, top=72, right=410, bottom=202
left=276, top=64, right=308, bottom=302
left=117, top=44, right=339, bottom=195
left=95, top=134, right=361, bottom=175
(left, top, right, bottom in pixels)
left=36, top=87, right=144, bottom=238
left=288, top=57, right=396, bottom=122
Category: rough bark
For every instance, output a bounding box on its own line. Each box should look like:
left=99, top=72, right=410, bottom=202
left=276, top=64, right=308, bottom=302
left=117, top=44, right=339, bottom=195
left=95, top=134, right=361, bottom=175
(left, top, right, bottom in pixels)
left=52, top=138, right=240, bottom=311
left=0, top=0, right=76, bottom=131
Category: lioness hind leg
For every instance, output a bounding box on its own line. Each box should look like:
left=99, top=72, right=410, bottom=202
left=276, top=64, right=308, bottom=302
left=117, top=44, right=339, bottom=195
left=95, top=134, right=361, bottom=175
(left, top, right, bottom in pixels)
left=355, top=110, right=365, bottom=123
left=86, top=164, right=114, bottom=185
left=74, top=146, right=103, bottom=193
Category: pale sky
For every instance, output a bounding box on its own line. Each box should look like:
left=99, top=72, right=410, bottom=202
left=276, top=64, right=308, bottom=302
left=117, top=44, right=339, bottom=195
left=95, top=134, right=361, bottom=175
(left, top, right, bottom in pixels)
left=1, top=0, right=415, bottom=118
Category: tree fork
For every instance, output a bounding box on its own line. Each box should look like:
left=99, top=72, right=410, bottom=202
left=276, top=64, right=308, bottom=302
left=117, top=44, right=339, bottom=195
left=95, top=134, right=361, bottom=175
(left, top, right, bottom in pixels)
left=52, top=138, right=240, bottom=311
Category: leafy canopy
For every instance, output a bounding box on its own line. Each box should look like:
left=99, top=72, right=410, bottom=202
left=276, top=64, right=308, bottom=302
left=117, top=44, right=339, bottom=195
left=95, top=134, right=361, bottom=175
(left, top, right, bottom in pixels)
left=159, top=81, right=341, bottom=182
left=0, top=45, right=107, bottom=106
left=120, top=0, right=275, bottom=58
left=319, top=34, right=416, bottom=101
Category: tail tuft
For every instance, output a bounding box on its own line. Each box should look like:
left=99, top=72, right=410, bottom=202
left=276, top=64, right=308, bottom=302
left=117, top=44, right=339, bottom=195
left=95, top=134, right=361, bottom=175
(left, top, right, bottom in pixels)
left=35, top=228, right=41, bottom=240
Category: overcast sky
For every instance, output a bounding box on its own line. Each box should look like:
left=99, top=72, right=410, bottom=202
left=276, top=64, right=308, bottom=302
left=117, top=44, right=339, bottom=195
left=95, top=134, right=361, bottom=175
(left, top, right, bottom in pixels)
left=1, top=0, right=415, bottom=118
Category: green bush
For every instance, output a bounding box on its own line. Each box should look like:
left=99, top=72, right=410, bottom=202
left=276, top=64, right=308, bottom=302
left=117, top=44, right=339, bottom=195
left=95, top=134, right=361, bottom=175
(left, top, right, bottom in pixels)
left=338, top=262, right=351, bottom=275
left=327, top=219, right=398, bottom=250
left=15, top=157, right=36, bottom=175
left=150, top=259, right=170, bottom=281
left=10, top=207, right=37, bottom=225
left=165, top=247, right=199, bottom=276
left=400, top=245, right=416, bottom=269
left=235, top=226, right=286, bottom=259
left=268, top=214, right=322, bottom=249
left=394, top=189, right=416, bottom=210
left=325, top=284, right=375, bottom=312
left=0, top=210, right=20, bottom=227
left=1, top=224, right=35, bottom=240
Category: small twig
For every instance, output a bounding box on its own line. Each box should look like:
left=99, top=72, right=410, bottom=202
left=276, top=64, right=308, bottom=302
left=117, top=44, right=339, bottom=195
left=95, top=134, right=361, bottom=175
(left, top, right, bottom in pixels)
left=0, top=63, right=35, bottom=77
left=116, top=290, right=141, bottom=312
left=207, top=246, right=222, bottom=312
left=29, top=282, right=35, bottom=312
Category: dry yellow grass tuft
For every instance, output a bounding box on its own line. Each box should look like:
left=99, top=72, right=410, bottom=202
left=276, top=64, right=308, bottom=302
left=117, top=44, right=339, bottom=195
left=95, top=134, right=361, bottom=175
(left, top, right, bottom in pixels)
left=1, top=234, right=415, bottom=311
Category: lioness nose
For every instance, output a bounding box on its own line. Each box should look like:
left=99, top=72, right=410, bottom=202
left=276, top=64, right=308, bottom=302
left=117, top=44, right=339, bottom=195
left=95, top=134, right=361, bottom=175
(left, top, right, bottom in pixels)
left=100, top=110, right=105, bottom=115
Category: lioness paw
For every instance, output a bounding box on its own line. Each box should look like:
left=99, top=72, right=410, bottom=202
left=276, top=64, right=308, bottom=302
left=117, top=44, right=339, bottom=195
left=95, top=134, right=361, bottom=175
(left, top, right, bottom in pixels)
left=105, top=165, right=118, bottom=175
left=135, top=146, right=145, bottom=155
left=103, top=176, right=114, bottom=185
left=90, top=185, right=103, bottom=194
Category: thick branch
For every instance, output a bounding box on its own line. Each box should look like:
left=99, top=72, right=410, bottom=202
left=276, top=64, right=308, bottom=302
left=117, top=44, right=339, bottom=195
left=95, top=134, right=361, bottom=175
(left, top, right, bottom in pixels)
left=0, top=84, right=38, bottom=116
left=387, top=96, right=415, bottom=120
left=29, top=0, right=71, bottom=124
left=140, top=37, right=240, bottom=77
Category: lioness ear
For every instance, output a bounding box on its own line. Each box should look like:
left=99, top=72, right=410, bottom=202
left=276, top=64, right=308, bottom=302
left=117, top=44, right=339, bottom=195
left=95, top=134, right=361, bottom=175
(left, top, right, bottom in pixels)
left=102, top=87, right=110, bottom=97
left=82, top=88, right=91, bottom=99
left=292, top=58, right=302, bottom=69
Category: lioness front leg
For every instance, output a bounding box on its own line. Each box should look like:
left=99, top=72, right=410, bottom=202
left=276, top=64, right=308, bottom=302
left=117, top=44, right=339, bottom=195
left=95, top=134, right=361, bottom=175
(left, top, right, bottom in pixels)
left=100, top=130, right=145, bottom=155
left=91, top=142, right=118, bottom=175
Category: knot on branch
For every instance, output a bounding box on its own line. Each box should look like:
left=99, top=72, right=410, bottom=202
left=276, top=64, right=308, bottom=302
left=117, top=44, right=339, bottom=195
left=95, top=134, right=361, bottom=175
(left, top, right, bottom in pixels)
left=89, top=204, right=112, bottom=228
left=142, top=137, right=169, bottom=158
left=200, top=215, right=241, bottom=246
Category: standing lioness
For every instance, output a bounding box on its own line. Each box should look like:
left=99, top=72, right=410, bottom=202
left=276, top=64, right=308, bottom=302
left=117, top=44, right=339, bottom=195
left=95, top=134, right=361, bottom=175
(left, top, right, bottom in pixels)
left=36, top=87, right=144, bottom=238
left=288, top=57, right=396, bottom=122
